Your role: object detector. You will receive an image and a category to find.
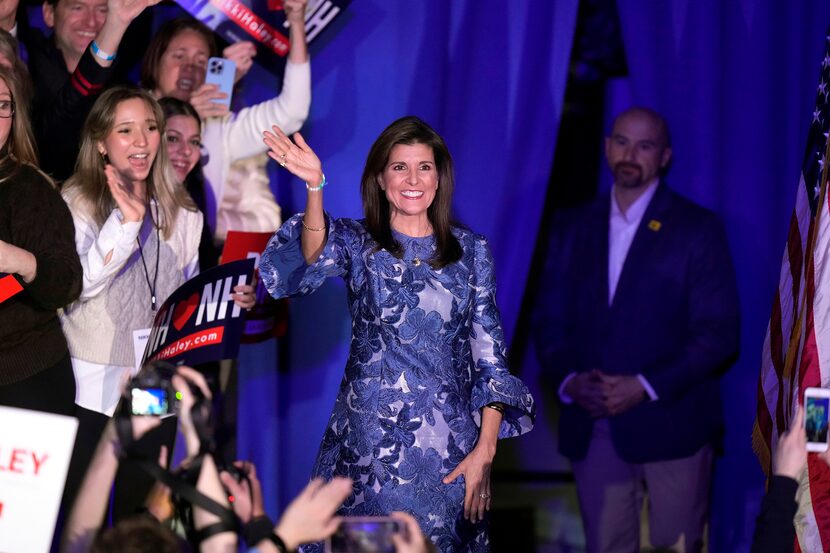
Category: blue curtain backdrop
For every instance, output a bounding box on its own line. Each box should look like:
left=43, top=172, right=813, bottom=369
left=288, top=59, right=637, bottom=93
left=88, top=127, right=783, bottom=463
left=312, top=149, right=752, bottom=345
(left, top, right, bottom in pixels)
left=235, top=1, right=830, bottom=550
left=235, top=0, right=578, bottom=518
left=611, top=1, right=830, bottom=550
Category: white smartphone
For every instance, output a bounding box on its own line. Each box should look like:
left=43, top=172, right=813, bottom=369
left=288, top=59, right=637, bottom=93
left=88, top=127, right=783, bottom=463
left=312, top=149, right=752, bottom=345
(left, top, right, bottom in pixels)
left=805, top=387, right=830, bottom=452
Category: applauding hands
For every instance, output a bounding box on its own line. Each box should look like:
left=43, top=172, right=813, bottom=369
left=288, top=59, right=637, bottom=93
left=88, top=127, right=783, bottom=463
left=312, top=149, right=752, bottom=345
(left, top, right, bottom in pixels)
left=105, top=163, right=146, bottom=224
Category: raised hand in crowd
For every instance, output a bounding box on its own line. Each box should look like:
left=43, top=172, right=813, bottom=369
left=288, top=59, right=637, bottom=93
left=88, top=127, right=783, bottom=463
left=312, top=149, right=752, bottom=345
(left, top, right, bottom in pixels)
left=105, top=163, right=145, bottom=224
left=223, top=40, right=258, bottom=84
left=220, top=460, right=266, bottom=524
left=86, top=0, right=161, bottom=69
left=285, top=1, right=308, bottom=36
left=143, top=445, right=174, bottom=522
left=172, top=365, right=212, bottom=458
left=266, top=477, right=353, bottom=552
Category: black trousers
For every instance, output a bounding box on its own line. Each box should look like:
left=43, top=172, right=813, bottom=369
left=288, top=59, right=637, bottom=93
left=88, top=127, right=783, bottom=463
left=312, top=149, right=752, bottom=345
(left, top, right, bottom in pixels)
left=0, top=353, right=75, bottom=415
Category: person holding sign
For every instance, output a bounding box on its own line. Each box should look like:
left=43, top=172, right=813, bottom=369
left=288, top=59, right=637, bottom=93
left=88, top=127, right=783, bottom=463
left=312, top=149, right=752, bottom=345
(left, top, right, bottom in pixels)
left=259, top=117, right=536, bottom=552
left=0, top=64, right=82, bottom=416
left=59, top=86, right=255, bottom=517
left=60, top=87, right=204, bottom=420
left=141, top=0, right=310, bottom=242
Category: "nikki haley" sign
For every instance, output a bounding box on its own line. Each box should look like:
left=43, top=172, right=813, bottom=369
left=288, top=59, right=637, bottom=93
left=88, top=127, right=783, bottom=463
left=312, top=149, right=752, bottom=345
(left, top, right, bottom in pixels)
left=176, top=0, right=350, bottom=75
left=141, top=258, right=256, bottom=366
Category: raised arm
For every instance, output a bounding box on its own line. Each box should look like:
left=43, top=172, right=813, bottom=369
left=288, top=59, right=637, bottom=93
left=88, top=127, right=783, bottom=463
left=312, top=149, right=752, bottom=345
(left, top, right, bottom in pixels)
left=61, top=417, right=160, bottom=553
left=91, top=0, right=161, bottom=69
left=284, top=0, right=309, bottom=64
left=263, top=125, right=325, bottom=264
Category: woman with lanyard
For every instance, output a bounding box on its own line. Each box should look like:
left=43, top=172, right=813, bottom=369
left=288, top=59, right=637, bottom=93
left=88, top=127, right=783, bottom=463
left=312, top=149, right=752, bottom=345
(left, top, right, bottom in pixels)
left=60, top=86, right=255, bottom=518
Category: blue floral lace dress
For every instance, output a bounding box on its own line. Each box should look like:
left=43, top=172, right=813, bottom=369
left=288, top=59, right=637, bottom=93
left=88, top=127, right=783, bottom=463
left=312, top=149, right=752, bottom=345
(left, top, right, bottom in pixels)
left=260, top=214, right=535, bottom=552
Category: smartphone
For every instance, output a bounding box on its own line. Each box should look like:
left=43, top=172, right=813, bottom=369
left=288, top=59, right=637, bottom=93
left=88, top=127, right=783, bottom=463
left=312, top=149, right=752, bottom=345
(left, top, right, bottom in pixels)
left=204, top=57, right=236, bottom=109
left=326, top=517, right=401, bottom=553
left=805, top=387, right=830, bottom=452
left=130, top=386, right=170, bottom=416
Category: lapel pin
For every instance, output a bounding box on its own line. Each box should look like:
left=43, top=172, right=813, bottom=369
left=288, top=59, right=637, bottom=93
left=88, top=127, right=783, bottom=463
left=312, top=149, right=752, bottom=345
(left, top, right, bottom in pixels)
left=648, top=219, right=662, bottom=232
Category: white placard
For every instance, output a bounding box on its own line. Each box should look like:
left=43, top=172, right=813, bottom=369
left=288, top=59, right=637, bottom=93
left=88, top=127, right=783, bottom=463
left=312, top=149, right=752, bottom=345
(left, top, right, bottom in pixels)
left=0, top=406, right=78, bottom=553
left=133, top=327, right=151, bottom=372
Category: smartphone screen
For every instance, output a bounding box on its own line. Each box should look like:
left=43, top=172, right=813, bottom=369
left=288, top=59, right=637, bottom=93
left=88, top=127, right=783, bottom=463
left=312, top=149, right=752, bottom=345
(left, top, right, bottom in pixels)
left=327, top=518, right=400, bottom=553
left=806, top=393, right=830, bottom=448
left=131, top=387, right=169, bottom=416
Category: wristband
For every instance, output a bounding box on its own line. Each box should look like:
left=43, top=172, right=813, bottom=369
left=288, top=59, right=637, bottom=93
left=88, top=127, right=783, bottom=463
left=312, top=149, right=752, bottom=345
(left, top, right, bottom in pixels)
left=306, top=173, right=327, bottom=192
left=90, top=40, right=116, bottom=62
left=242, top=514, right=276, bottom=546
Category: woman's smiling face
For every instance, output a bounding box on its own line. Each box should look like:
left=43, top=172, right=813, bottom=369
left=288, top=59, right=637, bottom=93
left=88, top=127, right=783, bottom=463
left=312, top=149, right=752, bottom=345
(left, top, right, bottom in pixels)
left=98, top=98, right=160, bottom=187
left=165, top=114, right=201, bottom=182
left=379, top=142, right=438, bottom=224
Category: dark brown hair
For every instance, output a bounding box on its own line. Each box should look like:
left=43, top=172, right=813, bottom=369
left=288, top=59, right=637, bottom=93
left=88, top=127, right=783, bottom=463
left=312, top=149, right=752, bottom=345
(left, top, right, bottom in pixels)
left=91, top=515, right=181, bottom=553
left=159, top=96, right=201, bottom=125
left=361, top=116, right=462, bottom=268
left=140, top=17, right=218, bottom=93
left=0, top=64, right=38, bottom=168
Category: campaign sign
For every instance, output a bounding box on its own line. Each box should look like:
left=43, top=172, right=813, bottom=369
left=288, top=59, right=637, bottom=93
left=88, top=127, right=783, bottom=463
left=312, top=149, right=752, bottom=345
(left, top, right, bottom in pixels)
left=175, top=0, right=351, bottom=75
left=0, top=273, right=22, bottom=303
left=0, top=407, right=78, bottom=553
left=222, top=231, right=287, bottom=342
left=142, top=258, right=256, bottom=366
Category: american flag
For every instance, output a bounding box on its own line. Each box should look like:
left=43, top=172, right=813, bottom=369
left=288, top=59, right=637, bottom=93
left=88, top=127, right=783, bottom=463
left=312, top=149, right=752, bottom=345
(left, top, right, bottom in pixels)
left=754, top=29, right=830, bottom=552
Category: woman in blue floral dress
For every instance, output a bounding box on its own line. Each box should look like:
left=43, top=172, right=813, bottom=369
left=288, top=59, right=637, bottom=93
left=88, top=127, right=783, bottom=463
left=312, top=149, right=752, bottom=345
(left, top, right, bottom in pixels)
left=259, top=117, right=535, bottom=552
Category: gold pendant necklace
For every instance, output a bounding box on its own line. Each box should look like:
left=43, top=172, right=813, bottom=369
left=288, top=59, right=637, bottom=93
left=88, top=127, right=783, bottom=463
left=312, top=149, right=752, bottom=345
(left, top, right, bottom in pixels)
left=412, top=257, right=421, bottom=266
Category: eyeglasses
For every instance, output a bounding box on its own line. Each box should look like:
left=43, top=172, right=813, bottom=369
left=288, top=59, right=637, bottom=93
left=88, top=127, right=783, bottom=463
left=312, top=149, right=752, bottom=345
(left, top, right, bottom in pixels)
left=0, top=100, right=14, bottom=119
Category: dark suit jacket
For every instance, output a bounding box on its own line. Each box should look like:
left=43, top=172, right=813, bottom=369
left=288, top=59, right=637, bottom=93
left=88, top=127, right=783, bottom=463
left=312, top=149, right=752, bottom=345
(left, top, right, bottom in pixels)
left=534, top=184, right=740, bottom=463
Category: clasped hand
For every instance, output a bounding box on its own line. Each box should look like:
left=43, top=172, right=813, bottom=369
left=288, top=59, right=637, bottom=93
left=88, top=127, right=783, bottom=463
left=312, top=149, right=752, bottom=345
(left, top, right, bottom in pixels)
left=565, top=369, right=647, bottom=418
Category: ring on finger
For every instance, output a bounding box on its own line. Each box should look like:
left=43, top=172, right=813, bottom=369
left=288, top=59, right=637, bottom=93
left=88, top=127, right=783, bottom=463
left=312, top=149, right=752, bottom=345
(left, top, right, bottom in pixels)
left=479, top=492, right=491, bottom=499
left=279, top=160, right=287, bottom=167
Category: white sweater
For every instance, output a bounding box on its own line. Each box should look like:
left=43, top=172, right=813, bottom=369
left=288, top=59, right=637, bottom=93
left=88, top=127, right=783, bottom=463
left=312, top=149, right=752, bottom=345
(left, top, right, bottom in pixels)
left=60, top=189, right=201, bottom=414
left=203, top=60, right=310, bottom=240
